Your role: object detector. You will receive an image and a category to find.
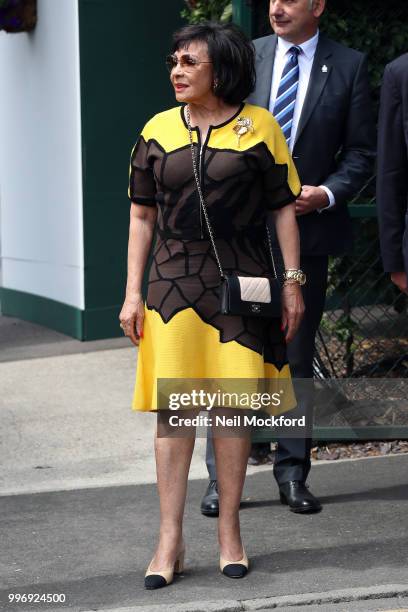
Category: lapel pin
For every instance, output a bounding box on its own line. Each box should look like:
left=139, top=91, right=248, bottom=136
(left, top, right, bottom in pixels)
left=322, top=64, right=328, bottom=73
left=233, top=116, right=254, bottom=147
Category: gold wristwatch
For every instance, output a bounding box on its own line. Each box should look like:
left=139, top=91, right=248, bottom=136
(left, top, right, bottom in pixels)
left=283, top=269, right=307, bottom=285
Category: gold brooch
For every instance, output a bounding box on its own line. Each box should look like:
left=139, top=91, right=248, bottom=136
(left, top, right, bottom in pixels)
left=233, top=117, right=254, bottom=147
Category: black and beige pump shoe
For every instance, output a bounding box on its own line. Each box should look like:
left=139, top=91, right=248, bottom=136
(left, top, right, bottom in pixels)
left=220, top=549, right=249, bottom=579
left=144, top=549, right=185, bottom=589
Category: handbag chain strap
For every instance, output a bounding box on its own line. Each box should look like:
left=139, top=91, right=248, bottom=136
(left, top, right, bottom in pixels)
left=186, top=105, right=277, bottom=280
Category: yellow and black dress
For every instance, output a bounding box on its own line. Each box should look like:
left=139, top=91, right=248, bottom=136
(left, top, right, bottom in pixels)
left=128, top=103, right=301, bottom=415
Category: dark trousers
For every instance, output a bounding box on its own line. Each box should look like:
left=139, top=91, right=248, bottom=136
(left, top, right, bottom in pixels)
left=205, top=255, right=329, bottom=485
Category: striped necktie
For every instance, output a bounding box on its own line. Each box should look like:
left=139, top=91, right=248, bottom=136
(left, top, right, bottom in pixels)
left=273, top=46, right=301, bottom=146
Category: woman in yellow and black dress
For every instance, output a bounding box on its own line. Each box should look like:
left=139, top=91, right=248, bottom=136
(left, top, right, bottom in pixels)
left=119, top=22, right=305, bottom=589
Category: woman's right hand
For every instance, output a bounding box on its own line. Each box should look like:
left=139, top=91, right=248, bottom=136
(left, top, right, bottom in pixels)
left=119, top=295, right=145, bottom=346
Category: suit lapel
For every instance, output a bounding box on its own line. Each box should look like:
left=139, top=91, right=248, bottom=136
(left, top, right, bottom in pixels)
left=294, top=36, right=333, bottom=148
left=252, top=36, right=278, bottom=108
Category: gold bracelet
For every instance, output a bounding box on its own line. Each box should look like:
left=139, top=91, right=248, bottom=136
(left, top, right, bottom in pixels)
left=283, top=269, right=307, bottom=285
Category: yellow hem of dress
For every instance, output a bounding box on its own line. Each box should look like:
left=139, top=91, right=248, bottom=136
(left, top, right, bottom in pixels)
left=132, top=306, right=296, bottom=416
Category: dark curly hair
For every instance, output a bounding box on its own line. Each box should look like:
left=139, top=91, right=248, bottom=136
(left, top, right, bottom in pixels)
left=172, top=21, right=256, bottom=106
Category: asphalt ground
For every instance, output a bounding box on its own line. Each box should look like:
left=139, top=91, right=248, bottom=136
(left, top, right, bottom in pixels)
left=1, top=455, right=408, bottom=611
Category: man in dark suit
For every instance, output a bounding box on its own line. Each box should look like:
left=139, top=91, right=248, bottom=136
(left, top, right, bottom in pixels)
left=377, top=53, right=408, bottom=295
left=201, top=0, right=375, bottom=516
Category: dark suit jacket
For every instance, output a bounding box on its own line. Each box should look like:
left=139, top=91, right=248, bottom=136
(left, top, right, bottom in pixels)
left=376, top=53, right=408, bottom=274
left=248, top=33, right=376, bottom=256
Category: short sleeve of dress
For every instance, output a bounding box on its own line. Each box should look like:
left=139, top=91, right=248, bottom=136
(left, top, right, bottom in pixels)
left=128, top=120, right=157, bottom=207
left=260, top=114, right=301, bottom=211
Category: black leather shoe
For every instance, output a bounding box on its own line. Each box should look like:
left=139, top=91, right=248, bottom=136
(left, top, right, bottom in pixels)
left=279, top=480, right=322, bottom=513
left=200, top=480, right=219, bottom=517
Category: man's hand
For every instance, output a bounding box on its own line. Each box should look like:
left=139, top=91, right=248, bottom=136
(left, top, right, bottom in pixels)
left=295, top=185, right=329, bottom=216
left=390, top=271, right=408, bottom=294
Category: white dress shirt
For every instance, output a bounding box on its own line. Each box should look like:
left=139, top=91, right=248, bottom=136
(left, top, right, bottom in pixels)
left=269, top=31, right=335, bottom=211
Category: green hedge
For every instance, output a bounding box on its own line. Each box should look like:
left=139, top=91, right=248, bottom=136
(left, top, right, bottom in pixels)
left=181, top=0, right=231, bottom=23
left=320, top=0, right=408, bottom=101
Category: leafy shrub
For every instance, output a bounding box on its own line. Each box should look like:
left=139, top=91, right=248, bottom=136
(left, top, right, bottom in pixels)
left=181, top=0, right=232, bottom=24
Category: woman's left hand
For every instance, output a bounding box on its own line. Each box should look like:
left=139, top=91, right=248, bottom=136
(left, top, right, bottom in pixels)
left=281, top=283, right=305, bottom=343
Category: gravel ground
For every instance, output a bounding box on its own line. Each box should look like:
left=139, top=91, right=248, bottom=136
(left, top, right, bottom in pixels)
left=248, top=440, right=408, bottom=465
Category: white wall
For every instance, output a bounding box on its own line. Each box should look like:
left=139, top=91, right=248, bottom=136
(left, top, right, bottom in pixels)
left=0, top=0, right=84, bottom=309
